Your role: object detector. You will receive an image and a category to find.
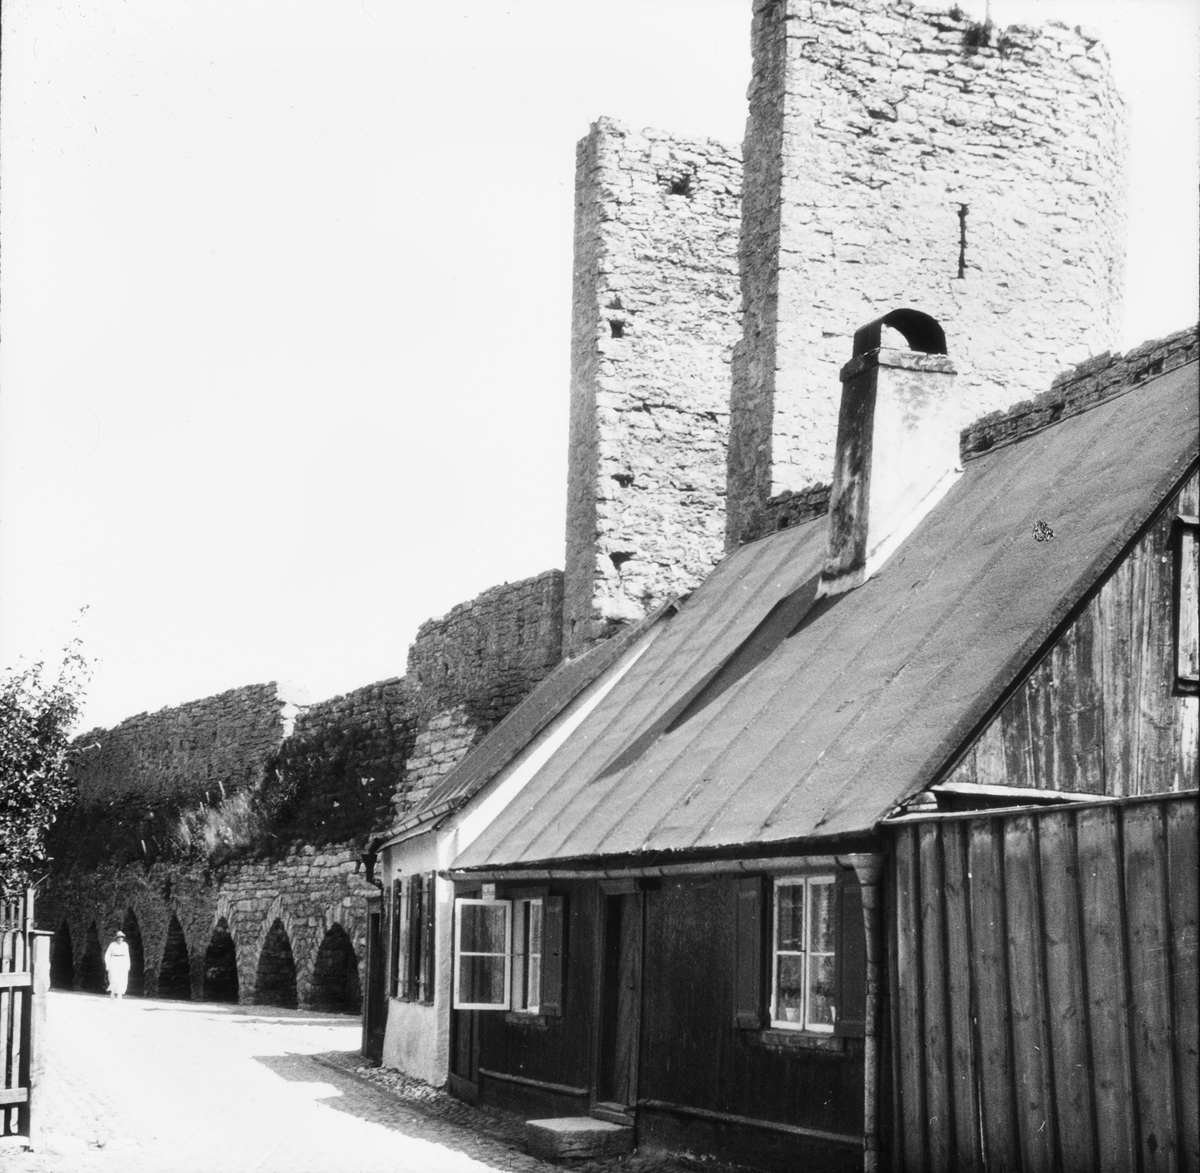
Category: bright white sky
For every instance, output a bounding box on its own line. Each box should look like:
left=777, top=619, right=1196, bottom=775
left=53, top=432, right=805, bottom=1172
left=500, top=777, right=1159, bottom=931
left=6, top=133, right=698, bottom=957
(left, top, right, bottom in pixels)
left=1, top=0, right=1196, bottom=733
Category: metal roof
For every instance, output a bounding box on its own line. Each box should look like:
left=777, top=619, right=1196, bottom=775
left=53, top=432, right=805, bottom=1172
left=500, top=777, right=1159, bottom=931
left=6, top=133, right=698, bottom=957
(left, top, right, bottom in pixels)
left=375, top=601, right=675, bottom=847
left=453, top=360, right=1199, bottom=872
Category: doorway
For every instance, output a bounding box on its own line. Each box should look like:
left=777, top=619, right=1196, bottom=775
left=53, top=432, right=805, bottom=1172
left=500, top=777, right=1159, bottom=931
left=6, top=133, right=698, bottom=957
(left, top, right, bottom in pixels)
left=594, top=887, right=643, bottom=1122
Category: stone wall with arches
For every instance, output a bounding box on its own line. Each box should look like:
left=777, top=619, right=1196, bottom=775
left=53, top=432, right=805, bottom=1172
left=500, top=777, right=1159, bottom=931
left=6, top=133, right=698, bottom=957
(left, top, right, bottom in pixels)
left=37, top=842, right=373, bottom=1012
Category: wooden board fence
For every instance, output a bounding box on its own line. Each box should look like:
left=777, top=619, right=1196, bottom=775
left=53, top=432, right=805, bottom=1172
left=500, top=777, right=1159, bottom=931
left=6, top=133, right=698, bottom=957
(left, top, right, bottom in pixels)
left=1, top=889, right=49, bottom=1149
left=889, top=793, right=1198, bottom=1173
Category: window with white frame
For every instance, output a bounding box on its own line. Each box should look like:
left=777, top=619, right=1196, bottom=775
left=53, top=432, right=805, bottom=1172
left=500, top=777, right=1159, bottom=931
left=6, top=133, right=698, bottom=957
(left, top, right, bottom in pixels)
left=454, top=898, right=511, bottom=1009
left=771, top=876, right=837, bottom=1032
left=512, top=898, right=543, bottom=1013
left=451, top=892, right=564, bottom=1015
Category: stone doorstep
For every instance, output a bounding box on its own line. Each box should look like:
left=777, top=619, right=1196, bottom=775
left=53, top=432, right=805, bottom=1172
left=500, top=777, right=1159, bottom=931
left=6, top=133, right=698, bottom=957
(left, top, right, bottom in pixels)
left=526, top=1117, right=636, bottom=1163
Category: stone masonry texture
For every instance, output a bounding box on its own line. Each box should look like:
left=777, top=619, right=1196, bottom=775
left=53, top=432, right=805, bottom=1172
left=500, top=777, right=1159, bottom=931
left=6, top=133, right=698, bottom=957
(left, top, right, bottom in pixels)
left=71, top=683, right=300, bottom=806
left=726, top=0, right=1127, bottom=544
left=564, top=119, right=742, bottom=655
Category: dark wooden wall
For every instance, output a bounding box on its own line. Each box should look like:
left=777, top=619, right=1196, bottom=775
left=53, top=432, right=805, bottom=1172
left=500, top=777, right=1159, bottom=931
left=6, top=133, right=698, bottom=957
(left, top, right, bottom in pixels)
left=457, top=874, right=865, bottom=1173
left=945, top=470, right=1199, bottom=796
left=890, top=793, right=1198, bottom=1173
left=454, top=883, right=596, bottom=1115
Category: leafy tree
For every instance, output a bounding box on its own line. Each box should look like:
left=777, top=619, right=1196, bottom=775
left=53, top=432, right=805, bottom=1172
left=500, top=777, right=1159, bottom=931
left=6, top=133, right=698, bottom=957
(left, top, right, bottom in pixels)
left=0, top=638, right=90, bottom=895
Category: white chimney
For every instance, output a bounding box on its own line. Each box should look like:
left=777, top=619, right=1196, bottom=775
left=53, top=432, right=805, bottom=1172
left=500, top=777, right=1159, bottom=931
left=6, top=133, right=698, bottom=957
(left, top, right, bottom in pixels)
left=819, top=310, right=959, bottom=598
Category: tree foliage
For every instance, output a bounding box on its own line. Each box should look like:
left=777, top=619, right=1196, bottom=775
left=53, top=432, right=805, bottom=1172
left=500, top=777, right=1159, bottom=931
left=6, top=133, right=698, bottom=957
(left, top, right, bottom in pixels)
left=0, top=639, right=90, bottom=894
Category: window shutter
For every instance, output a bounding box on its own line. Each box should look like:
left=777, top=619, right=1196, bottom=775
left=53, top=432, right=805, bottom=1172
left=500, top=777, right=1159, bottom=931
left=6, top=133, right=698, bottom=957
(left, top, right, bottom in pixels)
left=835, top=872, right=866, bottom=1038
left=733, top=876, right=765, bottom=1029
left=420, top=872, right=436, bottom=1004
left=539, top=895, right=565, bottom=1017
left=405, top=874, right=422, bottom=1001
left=389, top=879, right=403, bottom=998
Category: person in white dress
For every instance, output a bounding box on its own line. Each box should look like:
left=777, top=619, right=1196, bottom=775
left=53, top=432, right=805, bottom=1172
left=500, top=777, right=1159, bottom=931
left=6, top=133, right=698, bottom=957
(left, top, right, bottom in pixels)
left=104, top=930, right=131, bottom=999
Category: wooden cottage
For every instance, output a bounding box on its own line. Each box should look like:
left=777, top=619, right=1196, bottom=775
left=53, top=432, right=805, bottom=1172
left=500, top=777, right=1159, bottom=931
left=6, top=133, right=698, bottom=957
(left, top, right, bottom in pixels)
left=360, top=607, right=672, bottom=1076
left=436, top=322, right=1198, bottom=1173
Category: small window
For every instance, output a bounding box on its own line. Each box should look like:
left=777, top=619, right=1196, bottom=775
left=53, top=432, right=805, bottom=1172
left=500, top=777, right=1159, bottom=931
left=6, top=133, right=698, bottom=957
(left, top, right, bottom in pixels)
left=512, top=898, right=543, bottom=1013
left=453, top=898, right=511, bottom=1010
left=771, top=876, right=837, bottom=1032
left=1176, top=516, right=1199, bottom=694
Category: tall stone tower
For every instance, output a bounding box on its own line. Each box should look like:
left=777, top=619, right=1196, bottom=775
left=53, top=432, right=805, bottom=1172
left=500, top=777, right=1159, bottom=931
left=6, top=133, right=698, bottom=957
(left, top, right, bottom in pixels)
left=563, top=119, right=742, bottom=656
left=726, top=0, right=1128, bottom=544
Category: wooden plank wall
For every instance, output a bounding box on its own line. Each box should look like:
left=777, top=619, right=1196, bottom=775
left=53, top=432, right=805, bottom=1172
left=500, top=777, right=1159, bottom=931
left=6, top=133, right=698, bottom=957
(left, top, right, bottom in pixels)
left=890, top=793, right=1198, bottom=1173
left=945, top=471, right=1199, bottom=796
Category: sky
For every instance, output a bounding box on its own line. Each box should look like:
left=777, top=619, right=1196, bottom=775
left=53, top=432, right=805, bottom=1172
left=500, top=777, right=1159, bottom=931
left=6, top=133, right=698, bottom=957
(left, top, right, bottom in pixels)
left=1, top=0, right=1196, bottom=734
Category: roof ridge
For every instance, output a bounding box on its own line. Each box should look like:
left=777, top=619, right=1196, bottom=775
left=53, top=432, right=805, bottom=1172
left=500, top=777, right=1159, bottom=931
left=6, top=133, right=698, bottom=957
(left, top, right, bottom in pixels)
left=960, top=324, right=1198, bottom=460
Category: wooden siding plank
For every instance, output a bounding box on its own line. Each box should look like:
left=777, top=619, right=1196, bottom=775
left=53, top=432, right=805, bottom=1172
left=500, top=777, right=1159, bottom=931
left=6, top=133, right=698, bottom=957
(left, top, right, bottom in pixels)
left=1077, top=805, right=1137, bottom=1172
left=1000, top=679, right=1037, bottom=790
left=940, top=822, right=982, bottom=1172
left=1037, top=810, right=1097, bottom=1170
left=893, top=826, right=926, bottom=1173
left=973, top=719, right=1009, bottom=788
left=1123, top=802, right=1179, bottom=1172
left=1166, top=799, right=1199, bottom=1173
left=967, top=820, right=1019, bottom=1172
left=918, top=824, right=953, bottom=1173
left=1098, top=555, right=1134, bottom=797
left=1003, top=815, right=1056, bottom=1172
left=1136, top=514, right=1178, bottom=795
left=1063, top=602, right=1106, bottom=793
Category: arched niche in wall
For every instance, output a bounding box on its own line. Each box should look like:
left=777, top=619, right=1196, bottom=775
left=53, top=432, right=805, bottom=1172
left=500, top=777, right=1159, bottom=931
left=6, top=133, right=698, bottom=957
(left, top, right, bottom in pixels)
left=122, top=908, right=146, bottom=997
left=308, top=924, right=361, bottom=1014
left=78, top=922, right=107, bottom=995
left=255, top=919, right=298, bottom=1009
left=203, top=918, right=240, bottom=1004
left=50, top=921, right=76, bottom=991
left=158, top=914, right=193, bottom=1000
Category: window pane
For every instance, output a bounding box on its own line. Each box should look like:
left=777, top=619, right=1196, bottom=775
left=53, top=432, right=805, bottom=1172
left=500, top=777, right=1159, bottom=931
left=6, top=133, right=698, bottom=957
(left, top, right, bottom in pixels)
left=460, top=903, right=507, bottom=953
left=526, top=955, right=541, bottom=1008
left=809, top=882, right=835, bottom=954
left=808, top=953, right=837, bottom=1028
left=528, top=901, right=543, bottom=954
left=776, top=884, right=804, bottom=952
left=458, top=954, right=506, bottom=1005
left=775, top=954, right=805, bottom=1024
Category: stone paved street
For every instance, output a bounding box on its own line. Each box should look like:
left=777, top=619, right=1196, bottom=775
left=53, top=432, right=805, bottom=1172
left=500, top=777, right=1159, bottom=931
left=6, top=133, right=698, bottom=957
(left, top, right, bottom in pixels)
left=3, top=992, right=558, bottom=1173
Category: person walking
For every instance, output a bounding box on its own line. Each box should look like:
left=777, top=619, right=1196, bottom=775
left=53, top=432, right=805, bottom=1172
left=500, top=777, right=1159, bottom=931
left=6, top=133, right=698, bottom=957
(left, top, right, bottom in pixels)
left=104, top=929, right=131, bottom=999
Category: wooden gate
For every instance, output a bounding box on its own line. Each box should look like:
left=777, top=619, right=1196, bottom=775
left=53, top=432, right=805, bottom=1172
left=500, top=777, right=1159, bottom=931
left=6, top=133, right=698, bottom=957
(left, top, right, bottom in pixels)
left=1, top=889, right=49, bottom=1149
left=888, top=793, right=1198, bottom=1173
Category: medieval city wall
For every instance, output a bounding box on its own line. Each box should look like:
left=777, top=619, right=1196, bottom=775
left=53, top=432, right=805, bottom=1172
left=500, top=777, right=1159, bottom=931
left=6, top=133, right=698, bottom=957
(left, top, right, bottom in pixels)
left=42, top=570, right=565, bottom=1006
left=727, top=0, right=1127, bottom=542
left=564, top=119, right=742, bottom=654
left=72, top=683, right=299, bottom=806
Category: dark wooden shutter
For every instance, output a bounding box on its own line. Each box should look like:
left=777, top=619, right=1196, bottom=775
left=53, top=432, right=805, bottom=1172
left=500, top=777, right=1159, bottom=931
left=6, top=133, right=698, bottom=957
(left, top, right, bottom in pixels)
left=404, top=874, right=422, bottom=1001
left=733, top=876, right=765, bottom=1029
left=420, top=872, right=436, bottom=1004
left=835, top=872, right=866, bottom=1038
left=539, top=895, right=565, bottom=1017
left=389, top=879, right=402, bottom=998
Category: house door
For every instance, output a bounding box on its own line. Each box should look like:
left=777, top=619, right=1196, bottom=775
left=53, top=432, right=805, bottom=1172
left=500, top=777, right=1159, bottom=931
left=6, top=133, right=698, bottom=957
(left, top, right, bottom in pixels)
left=594, top=888, right=643, bottom=1121
left=361, top=899, right=386, bottom=1062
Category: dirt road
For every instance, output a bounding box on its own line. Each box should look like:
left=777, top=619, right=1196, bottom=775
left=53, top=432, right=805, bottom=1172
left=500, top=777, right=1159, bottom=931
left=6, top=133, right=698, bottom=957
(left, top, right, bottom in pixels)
left=2, top=991, right=552, bottom=1173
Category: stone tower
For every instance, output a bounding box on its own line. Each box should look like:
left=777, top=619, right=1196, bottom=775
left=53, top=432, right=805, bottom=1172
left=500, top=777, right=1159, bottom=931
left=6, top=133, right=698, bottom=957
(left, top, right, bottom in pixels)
left=563, top=119, right=742, bottom=656
left=726, top=0, right=1128, bottom=544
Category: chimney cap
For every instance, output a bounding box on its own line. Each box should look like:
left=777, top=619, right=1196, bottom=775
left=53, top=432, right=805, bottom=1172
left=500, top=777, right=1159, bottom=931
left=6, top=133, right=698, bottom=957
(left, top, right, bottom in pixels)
left=853, top=309, right=947, bottom=358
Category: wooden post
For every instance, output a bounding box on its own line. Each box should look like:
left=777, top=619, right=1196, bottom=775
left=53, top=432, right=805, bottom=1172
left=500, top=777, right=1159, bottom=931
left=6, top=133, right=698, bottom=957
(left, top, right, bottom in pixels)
left=840, top=854, right=885, bottom=1173
left=23, top=932, right=51, bottom=1150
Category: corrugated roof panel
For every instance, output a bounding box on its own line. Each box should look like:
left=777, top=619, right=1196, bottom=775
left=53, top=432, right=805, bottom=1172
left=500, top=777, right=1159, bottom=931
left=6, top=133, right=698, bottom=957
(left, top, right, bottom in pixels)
left=455, top=361, right=1198, bottom=869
